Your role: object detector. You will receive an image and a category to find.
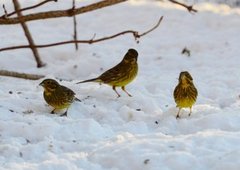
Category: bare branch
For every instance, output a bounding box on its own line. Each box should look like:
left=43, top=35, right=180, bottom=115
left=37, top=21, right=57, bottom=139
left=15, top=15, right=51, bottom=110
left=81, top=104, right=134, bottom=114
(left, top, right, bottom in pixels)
left=168, top=0, right=197, bottom=13
left=0, top=16, right=164, bottom=52
left=0, top=0, right=57, bottom=19
left=0, top=0, right=127, bottom=25
left=12, top=0, right=44, bottom=68
left=72, top=0, right=78, bottom=50
left=0, top=70, right=44, bottom=80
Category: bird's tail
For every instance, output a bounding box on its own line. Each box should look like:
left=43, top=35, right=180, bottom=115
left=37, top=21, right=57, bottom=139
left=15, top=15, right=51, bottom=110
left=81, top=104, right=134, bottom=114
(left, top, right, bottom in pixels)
left=74, top=97, right=81, bottom=102
left=76, top=78, right=101, bottom=84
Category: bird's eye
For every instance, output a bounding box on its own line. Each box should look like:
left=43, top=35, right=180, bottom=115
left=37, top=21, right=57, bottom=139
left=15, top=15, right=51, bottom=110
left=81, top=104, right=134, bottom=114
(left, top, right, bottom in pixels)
left=47, top=82, right=50, bottom=84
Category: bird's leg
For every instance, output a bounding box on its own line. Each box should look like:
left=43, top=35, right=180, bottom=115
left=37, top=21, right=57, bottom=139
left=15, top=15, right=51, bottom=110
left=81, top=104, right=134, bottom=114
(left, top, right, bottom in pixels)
left=176, top=108, right=181, bottom=119
left=188, top=107, right=192, bottom=116
left=51, top=109, right=56, bottom=114
left=121, top=86, right=132, bottom=97
left=112, top=86, right=121, bottom=98
left=60, top=109, right=68, bottom=117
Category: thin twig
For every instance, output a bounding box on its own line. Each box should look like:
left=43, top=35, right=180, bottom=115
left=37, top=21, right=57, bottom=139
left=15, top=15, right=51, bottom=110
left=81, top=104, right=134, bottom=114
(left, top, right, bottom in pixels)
left=0, top=16, right=164, bottom=52
left=0, top=0, right=127, bottom=25
left=91, top=33, right=96, bottom=40
left=72, top=0, right=78, bottom=50
left=169, top=0, right=197, bottom=13
left=139, top=16, right=163, bottom=37
left=2, top=4, right=8, bottom=18
left=12, top=0, right=44, bottom=68
left=0, top=0, right=57, bottom=19
left=0, top=70, right=44, bottom=80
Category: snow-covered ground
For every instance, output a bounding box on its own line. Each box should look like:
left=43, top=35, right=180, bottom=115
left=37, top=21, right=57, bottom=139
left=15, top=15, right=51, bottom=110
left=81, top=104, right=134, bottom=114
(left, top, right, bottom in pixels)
left=0, top=0, right=240, bottom=169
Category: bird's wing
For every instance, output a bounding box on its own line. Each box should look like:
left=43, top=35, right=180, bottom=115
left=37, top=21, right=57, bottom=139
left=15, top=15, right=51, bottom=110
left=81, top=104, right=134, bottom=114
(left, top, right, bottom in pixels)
left=99, top=62, right=123, bottom=82
left=59, top=86, right=75, bottom=102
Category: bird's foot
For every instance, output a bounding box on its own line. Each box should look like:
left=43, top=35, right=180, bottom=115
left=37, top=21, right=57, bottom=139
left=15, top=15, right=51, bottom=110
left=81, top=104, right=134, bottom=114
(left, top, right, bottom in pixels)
left=60, top=112, right=67, bottom=117
left=176, top=115, right=180, bottom=119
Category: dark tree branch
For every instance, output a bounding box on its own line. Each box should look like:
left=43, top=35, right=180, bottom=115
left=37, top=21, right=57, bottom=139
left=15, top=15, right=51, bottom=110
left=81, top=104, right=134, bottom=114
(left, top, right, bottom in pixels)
left=0, top=0, right=127, bottom=25
left=0, top=0, right=57, bottom=19
left=168, top=0, right=197, bottom=13
left=72, top=0, right=78, bottom=50
left=0, top=16, right=163, bottom=52
left=0, top=70, right=44, bottom=80
left=12, top=0, right=44, bottom=68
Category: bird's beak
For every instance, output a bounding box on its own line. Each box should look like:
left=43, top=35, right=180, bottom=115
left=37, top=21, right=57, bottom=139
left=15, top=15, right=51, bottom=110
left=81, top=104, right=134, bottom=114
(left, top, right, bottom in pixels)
left=39, top=82, right=44, bottom=86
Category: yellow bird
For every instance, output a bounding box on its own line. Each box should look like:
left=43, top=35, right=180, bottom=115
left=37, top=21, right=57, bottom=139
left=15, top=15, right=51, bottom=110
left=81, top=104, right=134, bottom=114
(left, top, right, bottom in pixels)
left=173, top=71, right=198, bottom=118
left=77, top=49, right=138, bottom=97
left=39, top=79, right=80, bottom=116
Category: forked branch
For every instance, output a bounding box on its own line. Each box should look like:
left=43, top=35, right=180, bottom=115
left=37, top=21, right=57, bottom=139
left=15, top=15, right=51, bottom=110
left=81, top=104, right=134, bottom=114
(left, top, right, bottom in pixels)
left=0, top=0, right=57, bottom=19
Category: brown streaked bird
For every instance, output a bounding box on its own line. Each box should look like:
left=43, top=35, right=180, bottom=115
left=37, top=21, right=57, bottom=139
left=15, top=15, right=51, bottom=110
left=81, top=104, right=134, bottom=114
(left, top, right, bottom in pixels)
left=39, top=79, right=80, bottom=116
left=173, top=71, right=198, bottom=119
left=76, top=49, right=138, bottom=97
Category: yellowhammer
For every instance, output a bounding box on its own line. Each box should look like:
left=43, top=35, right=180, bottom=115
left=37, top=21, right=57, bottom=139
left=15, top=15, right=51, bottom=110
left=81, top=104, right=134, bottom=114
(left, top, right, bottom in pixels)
left=77, top=49, right=138, bottom=97
left=173, top=71, right=198, bottom=118
left=40, top=79, right=80, bottom=116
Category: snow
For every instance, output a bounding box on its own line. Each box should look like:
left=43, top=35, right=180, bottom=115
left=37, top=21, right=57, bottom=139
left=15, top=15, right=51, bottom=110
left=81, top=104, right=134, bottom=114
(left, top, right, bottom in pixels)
left=183, top=0, right=240, bottom=7
left=0, top=0, right=240, bottom=169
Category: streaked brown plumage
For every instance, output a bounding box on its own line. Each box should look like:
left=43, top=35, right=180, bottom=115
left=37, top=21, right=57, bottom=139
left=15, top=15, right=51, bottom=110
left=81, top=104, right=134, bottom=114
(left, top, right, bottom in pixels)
left=173, top=71, right=198, bottom=118
left=39, top=79, right=80, bottom=116
left=76, top=49, right=138, bottom=97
